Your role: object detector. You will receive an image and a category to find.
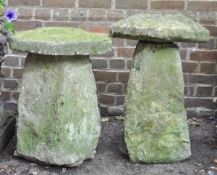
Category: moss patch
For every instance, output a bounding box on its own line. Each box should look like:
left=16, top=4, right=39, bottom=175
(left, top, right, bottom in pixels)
left=9, top=27, right=112, bottom=56
left=17, top=53, right=101, bottom=166
left=110, top=12, right=209, bottom=43
left=124, top=42, right=191, bottom=163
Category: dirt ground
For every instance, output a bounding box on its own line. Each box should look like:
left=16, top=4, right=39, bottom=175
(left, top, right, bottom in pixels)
left=0, top=116, right=217, bottom=175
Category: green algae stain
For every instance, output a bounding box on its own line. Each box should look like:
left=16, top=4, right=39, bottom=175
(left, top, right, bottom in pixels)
left=17, top=54, right=101, bottom=165
left=9, top=27, right=112, bottom=56
left=110, top=12, right=209, bottom=42
left=12, top=27, right=110, bottom=43
left=124, top=42, right=191, bottom=163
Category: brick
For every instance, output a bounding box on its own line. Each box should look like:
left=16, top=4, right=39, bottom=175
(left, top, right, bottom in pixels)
left=35, top=8, right=51, bottom=20
left=184, top=85, right=195, bottom=96
left=15, top=20, right=42, bottom=31
left=42, top=0, right=75, bottom=8
left=196, top=86, right=213, bottom=97
left=4, top=79, right=19, bottom=90
left=85, top=25, right=109, bottom=34
left=109, top=58, right=125, bottom=69
left=107, top=105, right=124, bottom=116
left=9, top=0, right=40, bottom=6
left=107, top=83, right=123, bottom=94
left=123, top=83, right=128, bottom=93
left=214, top=87, right=217, bottom=96
left=200, top=63, right=217, bottom=74
left=186, top=108, right=216, bottom=118
left=180, top=49, right=188, bottom=60
left=13, top=68, right=24, bottom=79
left=99, top=105, right=109, bottom=116
left=91, top=58, right=108, bottom=69
left=180, top=43, right=197, bottom=48
left=96, top=83, right=107, bottom=92
left=116, top=95, right=125, bottom=105
left=198, top=38, right=215, bottom=49
left=116, top=0, right=147, bottom=9
left=79, top=0, right=111, bottom=8
left=190, top=50, right=217, bottom=62
left=182, top=61, right=199, bottom=73
left=186, top=109, right=197, bottom=118
left=151, top=0, right=185, bottom=10
left=97, top=50, right=114, bottom=57
left=188, top=1, right=217, bottom=11
left=3, top=102, right=17, bottom=113
left=127, top=59, right=132, bottom=69
left=3, top=56, right=19, bottom=67
left=197, top=11, right=217, bottom=24
left=117, top=47, right=135, bottom=58
left=1, top=67, right=11, bottom=78
left=112, top=38, right=125, bottom=47
left=118, top=71, right=130, bottom=83
left=204, top=25, right=217, bottom=36
left=17, top=7, right=33, bottom=19
left=99, top=94, right=115, bottom=105
left=185, top=97, right=216, bottom=110
left=107, top=10, right=125, bottom=21
left=93, top=70, right=117, bottom=82
left=126, top=39, right=138, bottom=46
left=0, top=91, right=10, bottom=101
left=44, top=21, right=80, bottom=27
left=125, top=9, right=144, bottom=16
left=184, top=74, right=217, bottom=85
left=20, top=56, right=26, bottom=67
left=200, top=19, right=216, bottom=25
left=89, top=9, right=106, bottom=21
left=70, top=8, right=88, bottom=21
left=53, top=9, right=70, bottom=21
left=81, top=23, right=109, bottom=34
left=12, top=91, right=20, bottom=101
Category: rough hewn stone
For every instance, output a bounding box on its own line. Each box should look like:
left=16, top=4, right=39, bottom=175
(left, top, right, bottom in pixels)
left=9, top=27, right=112, bottom=55
left=110, top=12, right=209, bottom=43
left=124, top=42, right=191, bottom=163
left=16, top=53, right=101, bottom=166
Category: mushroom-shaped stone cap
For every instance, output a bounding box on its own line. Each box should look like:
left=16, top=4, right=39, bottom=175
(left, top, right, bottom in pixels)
left=110, top=12, right=209, bottom=43
left=9, top=27, right=112, bottom=55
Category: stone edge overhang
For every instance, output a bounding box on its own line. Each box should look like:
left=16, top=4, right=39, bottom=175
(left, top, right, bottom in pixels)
left=9, top=37, right=112, bottom=56
left=109, top=12, right=210, bottom=43
left=110, top=27, right=210, bottom=43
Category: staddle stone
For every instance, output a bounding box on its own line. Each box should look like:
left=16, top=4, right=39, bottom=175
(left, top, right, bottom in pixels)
left=109, top=12, right=210, bottom=163
left=9, top=27, right=112, bottom=166
left=10, top=27, right=111, bottom=55
left=124, top=42, right=191, bottom=163
left=111, top=12, right=209, bottom=43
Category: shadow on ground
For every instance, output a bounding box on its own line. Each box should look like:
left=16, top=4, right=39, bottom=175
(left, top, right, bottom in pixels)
left=0, top=117, right=216, bottom=175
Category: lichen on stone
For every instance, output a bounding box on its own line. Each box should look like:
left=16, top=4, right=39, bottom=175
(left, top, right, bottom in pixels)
left=16, top=53, right=101, bottom=166
left=9, top=27, right=112, bottom=55
left=124, top=42, right=191, bottom=163
left=110, top=12, right=209, bottom=43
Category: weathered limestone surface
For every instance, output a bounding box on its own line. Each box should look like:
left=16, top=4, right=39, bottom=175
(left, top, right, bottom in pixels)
left=17, top=54, right=101, bottom=166
left=9, top=27, right=111, bottom=55
left=110, top=12, right=209, bottom=43
left=124, top=42, right=191, bottom=163
left=9, top=27, right=112, bottom=166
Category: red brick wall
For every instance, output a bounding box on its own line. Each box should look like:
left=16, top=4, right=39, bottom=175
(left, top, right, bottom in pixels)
left=1, top=0, right=217, bottom=117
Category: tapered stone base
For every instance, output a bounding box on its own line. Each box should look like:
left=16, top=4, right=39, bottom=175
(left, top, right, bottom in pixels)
left=124, top=41, right=191, bottom=163
left=16, top=53, right=101, bottom=167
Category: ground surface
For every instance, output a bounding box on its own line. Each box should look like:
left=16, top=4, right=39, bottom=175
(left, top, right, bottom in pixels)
left=0, top=117, right=217, bottom=175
